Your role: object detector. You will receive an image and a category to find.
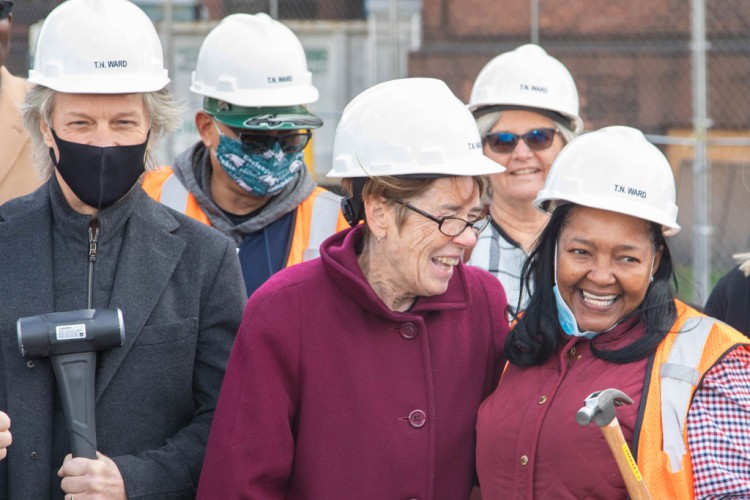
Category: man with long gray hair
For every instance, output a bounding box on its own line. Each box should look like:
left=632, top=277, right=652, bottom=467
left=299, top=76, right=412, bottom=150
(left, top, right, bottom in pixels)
left=0, top=0, right=245, bottom=498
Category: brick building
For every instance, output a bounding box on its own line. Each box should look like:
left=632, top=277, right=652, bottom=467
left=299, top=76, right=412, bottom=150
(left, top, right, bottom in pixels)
left=409, top=0, right=750, bottom=132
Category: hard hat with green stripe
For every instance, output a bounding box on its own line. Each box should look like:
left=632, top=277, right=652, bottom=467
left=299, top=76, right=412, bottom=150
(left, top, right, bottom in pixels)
left=191, top=13, right=321, bottom=130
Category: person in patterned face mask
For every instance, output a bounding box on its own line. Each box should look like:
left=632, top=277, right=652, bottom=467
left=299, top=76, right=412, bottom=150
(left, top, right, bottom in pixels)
left=142, top=13, right=348, bottom=297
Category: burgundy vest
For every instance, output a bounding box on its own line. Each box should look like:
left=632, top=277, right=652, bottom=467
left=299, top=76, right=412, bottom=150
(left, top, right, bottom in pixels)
left=476, top=319, right=649, bottom=499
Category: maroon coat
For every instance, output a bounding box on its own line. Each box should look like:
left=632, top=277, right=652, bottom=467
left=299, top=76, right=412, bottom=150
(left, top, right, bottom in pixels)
left=198, top=225, right=509, bottom=499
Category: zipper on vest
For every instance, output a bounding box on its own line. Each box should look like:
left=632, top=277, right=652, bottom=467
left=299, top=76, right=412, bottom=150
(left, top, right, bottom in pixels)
left=567, top=346, right=577, bottom=368
left=87, top=217, right=99, bottom=309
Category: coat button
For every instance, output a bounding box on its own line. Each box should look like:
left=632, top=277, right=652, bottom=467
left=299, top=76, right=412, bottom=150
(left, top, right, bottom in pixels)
left=26, top=360, right=35, bottom=369
left=538, top=395, right=547, bottom=405
left=520, top=455, right=529, bottom=466
left=408, top=409, right=427, bottom=428
left=400, top=322, right=418, bottom=340
left=30, top=451, right=38, bottom=460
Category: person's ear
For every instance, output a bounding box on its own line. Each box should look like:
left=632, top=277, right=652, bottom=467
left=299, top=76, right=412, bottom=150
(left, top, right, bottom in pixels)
left=196, top=112, right=217, bottom=148
left=651, top=245, right=664, bottom=281
left=40, top=120, right=54, bottom=148
left=363, top=195, right=389, bottom=240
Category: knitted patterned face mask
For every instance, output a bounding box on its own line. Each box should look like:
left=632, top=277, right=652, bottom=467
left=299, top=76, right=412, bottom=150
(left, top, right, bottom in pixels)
left=213, top=125, right=303, bottom=197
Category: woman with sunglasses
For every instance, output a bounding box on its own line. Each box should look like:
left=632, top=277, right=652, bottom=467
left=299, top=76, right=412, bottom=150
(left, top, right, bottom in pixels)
left=197, top=78, right=510, bottom=499
left=467, top=44, right=583, bottom=315
left=476, top=127, right=750, bottom=499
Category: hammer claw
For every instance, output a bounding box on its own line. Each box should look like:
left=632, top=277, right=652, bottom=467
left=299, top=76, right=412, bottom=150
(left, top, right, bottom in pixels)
left=576, top=388, right=652, bottom=500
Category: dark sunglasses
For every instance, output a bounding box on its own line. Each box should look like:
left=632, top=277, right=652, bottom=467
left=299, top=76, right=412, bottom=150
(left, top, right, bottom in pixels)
left=0, top=1, right=13, bottom=20
left=228, top=128, right=312, bottom=155
left=394, top=200, right=491, bottom=238
left=484, top=127, right=558, bottom=154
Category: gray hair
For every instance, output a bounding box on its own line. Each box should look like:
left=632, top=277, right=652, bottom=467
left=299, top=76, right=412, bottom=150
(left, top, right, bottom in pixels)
left=734, top=251, right=750, bottom=277
left=475, top=110, right=577, bottom=145
left=21, top=86, right=183, bottom=180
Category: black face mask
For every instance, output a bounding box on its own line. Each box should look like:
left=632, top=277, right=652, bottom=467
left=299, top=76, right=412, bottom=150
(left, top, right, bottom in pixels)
left=49, top=129, right=150, bottom=209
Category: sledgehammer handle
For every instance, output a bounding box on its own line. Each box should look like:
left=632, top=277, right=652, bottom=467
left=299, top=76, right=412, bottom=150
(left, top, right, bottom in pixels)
left=51, top=352, right=98, bottom=459
left=601, top=417, right=651, bottom=500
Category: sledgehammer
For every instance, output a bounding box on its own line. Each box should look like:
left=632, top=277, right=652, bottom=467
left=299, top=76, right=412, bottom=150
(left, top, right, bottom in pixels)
left=576, top=388, right=652, bottom=500
left=17, top=309, right=124, bottom=459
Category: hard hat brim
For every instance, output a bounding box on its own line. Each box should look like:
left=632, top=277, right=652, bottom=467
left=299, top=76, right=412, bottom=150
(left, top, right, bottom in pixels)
left=213, top=112, right=323, bottom=131
left=205, top=99, right=323, bottom=130
left=28, top=73, right=170, bottom=94
left=472, top=104, right=584, bottom=134
left=326, top=154, right=505, bottom=178
left=534, top=191, right=681, bottom=236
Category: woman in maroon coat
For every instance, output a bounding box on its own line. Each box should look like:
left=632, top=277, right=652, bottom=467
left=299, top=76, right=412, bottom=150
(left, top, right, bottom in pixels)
left=197, top=78, right=510, bottom=499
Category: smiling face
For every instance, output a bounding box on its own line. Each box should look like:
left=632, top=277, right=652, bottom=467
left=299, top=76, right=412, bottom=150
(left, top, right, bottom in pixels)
left=41, top=93, right=150, bottom=150
left=556, top=206, right=662, bottom=332
left=483, top=109, right=565, bottom=205
left=367, top=177, right=483, bottom=309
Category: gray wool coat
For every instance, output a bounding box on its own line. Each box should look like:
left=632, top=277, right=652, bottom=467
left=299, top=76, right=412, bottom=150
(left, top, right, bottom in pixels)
left=0, top=180, right=246, bottom=499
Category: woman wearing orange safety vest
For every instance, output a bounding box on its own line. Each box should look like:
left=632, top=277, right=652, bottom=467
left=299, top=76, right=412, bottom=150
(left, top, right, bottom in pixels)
left=142, top=14, right=347, bottom=296
left=476, top=126, right=750, bottom=498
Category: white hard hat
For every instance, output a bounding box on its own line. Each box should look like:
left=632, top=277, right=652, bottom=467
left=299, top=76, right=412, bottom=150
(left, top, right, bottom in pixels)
left=28, top=0, right=169, bottom=93
left=534, top=126, right=680, bottom=236
left=468, top=44, right=583, bottom=134
left=190, top=13, right=318, bottom=107
left=327, top=78, right=505, bottom=178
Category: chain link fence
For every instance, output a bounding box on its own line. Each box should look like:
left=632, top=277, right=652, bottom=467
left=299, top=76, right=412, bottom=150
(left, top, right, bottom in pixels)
left=5, top=0, right=366, bottom=83
left=7, top=0, right=750, bottom=306
left=410, top=0, right=750, bottom=307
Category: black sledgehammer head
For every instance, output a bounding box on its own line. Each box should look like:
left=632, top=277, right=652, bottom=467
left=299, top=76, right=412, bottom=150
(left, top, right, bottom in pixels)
left=17, top=308, right=124, bottom=357
left=576, top=388, right=634, bottom=427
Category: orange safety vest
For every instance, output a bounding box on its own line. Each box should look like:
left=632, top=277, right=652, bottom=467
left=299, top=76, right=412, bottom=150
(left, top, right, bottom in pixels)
left=141, top=167, right=349, bottom=266
left=636, top=300, right=750, bottom=498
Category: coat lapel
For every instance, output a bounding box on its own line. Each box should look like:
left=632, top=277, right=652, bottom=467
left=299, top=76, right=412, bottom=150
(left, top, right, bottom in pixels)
left=95, top=199, right=185, bottom=400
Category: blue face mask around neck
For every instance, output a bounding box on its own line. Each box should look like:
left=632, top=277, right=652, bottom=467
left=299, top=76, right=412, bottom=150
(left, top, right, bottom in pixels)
left=213, top=124, right=304, bottom=197
left=553, top=283, right=597, bottom=338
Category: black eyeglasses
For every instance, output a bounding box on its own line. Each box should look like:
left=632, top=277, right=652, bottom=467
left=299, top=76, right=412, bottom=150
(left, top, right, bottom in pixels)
left=227, top=127, right=312, bottom=155
left=394, top=200, right=491, bottom=237
left=484, top=127, right=558, bottom=154
left=0, top=1, right=13, bottom=20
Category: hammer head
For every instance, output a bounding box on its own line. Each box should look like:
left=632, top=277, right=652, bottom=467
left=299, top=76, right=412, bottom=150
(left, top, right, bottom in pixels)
left=17, top=308, right=124, bottom=358
left=576, top=388, right=634, bottom=427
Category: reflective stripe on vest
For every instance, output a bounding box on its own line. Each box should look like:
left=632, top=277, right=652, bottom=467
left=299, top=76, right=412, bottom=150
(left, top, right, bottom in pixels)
left=302, top=190, right=342, bottom=261
left=660, top=315, right=715, bottom=472
left=160, top=173, right=191, bottom=212
left=637, top=301, right=749, bottom=499
left=156, top=171, right=342, bottom=263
